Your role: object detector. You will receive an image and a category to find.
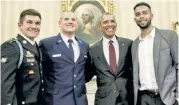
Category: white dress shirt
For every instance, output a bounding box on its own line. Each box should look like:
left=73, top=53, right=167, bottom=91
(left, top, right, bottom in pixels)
left=103, top=36, right=119, bottom=65
left=19, top=33, right=35, bottom=45
left=61, top=34, right=80, bottom=62
left=138, top=27, right=158, bottom=90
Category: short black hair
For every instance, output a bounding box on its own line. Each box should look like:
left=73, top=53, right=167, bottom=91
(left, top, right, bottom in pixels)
left=134, top=2, right=151, bottom=11
left=19, top=9, right=41, bottom=23
left=98, top=12, right=116, bottom=26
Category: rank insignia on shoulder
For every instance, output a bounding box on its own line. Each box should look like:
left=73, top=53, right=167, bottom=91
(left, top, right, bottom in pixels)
left=1, top=57, right=7, bottom=63
left=28, top=70, right=35, bottom=75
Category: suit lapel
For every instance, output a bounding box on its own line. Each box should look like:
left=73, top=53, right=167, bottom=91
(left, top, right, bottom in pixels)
left=133, top=37, right=140, bottom=64
left=96, top=39, right=115, bottom=75
left=35, top=42, right=42, bottom=62
left=76, top=37, right=86, bottom=63
left=17, top=34, right=39, bottom=56
left=132, top=37, right=140, bottom=103
left=153, top=28, right=161, bottom=73
left=116, top=37, right=126, bottom=72
left=56, top=34, right=74, bottom=62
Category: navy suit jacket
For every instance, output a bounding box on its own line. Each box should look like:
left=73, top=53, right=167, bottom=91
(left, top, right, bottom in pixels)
left=39, top=34, right=89, bottom=105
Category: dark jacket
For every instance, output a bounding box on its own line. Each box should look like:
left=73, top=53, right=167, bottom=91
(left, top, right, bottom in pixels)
left=39, top=33, right=89, bottom=105
left=1, top=34, right=43, bottom=105
left=85, top=36, right=133, bottom=105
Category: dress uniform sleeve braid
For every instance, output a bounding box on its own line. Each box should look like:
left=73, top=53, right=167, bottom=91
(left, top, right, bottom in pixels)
left=1, top=42, right=19, bottom=105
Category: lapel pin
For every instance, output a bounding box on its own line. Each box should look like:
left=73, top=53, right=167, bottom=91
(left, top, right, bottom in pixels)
left=22, top=40, right=27, bottom=44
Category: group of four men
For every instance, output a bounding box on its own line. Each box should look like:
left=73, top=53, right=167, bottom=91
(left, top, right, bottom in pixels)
left=1, top=2, right=178, bottom=105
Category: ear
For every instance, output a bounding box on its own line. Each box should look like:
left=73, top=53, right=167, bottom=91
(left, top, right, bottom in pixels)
left=76, top=21, right=79, bottom=29
left=18, top=23, right=23, bottom=30
left=134, top=18, right=136, bottom=22
left=18, top=23, right=22, bottom=28
left=58, top=20, right=62, bottom=27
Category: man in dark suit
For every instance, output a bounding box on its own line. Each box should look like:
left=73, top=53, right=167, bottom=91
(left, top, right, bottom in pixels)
left=132, top=2, right=179, bottom=105
left=85, top=12, right=133, bottom=105
left=39, top=12, right=89, bottom=105
left=1, top=9, right=43, bottom=105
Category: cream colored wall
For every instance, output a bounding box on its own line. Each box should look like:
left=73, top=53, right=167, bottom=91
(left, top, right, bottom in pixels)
left=1, top=0, right=178, bottom=43
left=115, top=0, right=178, bottom=39
left=1, top=0, right=61, bottom=43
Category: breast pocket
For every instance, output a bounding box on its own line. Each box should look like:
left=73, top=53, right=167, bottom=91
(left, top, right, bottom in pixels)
left=51, top=55, right=69, bottom=68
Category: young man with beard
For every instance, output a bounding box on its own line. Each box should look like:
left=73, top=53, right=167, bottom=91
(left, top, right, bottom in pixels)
left=1, top=9, right=43, bottom=105
left=85, top=12, right=133, bottom=105
left=132, top=2, right=179, bottom=105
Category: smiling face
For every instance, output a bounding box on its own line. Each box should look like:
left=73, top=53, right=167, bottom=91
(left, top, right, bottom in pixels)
left=134, top=5, right=153, bottom=29
left=59, top=12, right=78, bottom=35
left=99, top=14, right=117, bottom=39
left=18, top=15, right=41, bottom=40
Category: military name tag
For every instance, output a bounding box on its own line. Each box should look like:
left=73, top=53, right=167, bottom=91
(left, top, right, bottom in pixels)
left=27, top=58, right=35, bottom=62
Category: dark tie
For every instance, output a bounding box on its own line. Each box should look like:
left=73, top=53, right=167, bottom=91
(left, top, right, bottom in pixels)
left=109, top=40, right=116, bottom=72
left=68, top=39, right=74, bottom=61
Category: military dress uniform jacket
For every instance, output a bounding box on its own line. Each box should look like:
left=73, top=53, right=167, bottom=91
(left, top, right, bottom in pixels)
left=1, top=34, right=43, bottom=105
left=39, top=34, right=89, bottom=105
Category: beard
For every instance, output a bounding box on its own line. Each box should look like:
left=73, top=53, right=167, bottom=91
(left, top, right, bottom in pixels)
left=137, top=20, right=151, bottom=29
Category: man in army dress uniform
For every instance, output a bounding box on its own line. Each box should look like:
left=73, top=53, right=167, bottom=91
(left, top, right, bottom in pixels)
left=1, top=9, right=43, bottom=105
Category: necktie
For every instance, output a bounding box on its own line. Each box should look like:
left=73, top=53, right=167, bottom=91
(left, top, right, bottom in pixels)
left=109, top=40, right=116, bottom=72
left=68, top=39, right=74, bottom=61
left=109, top=40, right=119, bottom=96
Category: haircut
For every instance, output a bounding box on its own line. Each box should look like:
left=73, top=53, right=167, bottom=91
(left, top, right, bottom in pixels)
left=19, top=9, right=41, bottom=23
left=98, top=12, right=116, bottom=25
left=82, top=8, right=94, bottom=19
left=134, top=2, right=151, bottom=11
left=60, top=12, right=77, bottom=21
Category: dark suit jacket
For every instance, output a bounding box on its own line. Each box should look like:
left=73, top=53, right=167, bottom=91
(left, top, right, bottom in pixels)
left=85, top=36, right=133, bottom=105
left=39, top=33, right=89, bottom=105
left=1, top=34, right=43, bottom=105
left=132, top=28, right=179, bottom=105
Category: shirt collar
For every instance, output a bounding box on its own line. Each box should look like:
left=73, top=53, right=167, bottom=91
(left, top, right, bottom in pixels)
left=139, top=27, right=155, bottom=40
left=61, top=33, right=76, bottom=44
left=19, top=33, right=35, bottom=45
left=103, top=35, right=118, bottom=45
